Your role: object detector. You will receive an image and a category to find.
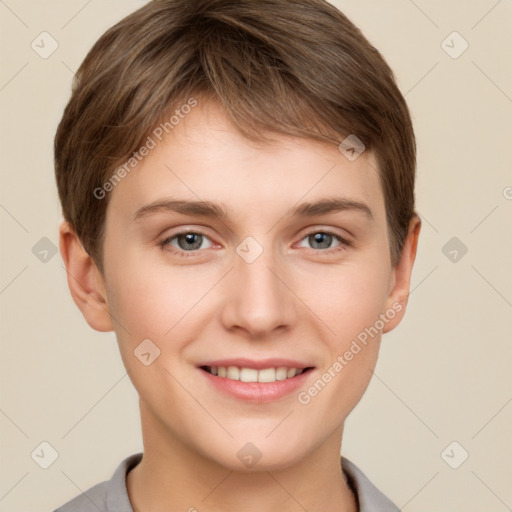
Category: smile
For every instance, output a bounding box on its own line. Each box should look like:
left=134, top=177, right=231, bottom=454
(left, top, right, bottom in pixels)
left=201, top=365, right=313, bottom=383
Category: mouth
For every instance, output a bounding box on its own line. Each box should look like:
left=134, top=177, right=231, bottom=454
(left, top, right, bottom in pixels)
left=199, top=365, right=315, bottom=383
left=196, top=358, right=316, bottom=402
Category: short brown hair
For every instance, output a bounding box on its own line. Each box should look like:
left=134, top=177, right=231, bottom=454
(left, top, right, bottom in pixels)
left=55, top=0, right=416, bottom=270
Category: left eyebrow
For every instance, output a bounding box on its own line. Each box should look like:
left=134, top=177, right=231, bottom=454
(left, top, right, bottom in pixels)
left=290, top=197, right=373, bottom=220
left=132, top=196, right=373, bottom=222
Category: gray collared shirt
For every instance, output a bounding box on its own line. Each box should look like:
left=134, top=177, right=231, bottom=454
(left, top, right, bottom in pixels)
left=54, top=453, right=399, bottom=512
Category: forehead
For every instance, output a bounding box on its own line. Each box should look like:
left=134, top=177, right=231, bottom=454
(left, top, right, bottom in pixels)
left=106, top=100, right=386, bottom=223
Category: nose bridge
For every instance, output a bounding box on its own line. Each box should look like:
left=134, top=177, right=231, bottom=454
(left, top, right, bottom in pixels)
left=222, top=238, right=295, bottom=336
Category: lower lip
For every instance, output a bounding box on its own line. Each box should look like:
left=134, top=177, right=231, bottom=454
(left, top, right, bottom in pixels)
left=198, top=367, right=315, bottom=403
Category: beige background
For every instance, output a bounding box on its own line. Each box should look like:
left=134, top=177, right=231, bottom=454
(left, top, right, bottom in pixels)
left=1, top=0, right=511, bottom=510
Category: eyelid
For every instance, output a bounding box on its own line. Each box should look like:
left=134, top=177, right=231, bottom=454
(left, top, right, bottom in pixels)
left=296, top=228, right=352, bottom=253
left=158, top=226, right=353, bottom=257
left=298, top=223, right=353, bottom=241
left=158, top=227, right=217, bottom=256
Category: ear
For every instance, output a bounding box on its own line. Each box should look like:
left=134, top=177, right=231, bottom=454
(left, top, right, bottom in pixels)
left=382, top=215, right=421, bottom=333
left=59, top=221, right=114, bottom=332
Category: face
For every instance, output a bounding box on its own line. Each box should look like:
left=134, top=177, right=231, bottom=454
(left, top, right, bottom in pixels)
left=91, top=100, right=412, bottom=471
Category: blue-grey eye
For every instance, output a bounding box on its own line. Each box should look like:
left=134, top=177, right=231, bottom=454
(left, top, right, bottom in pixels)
left=168, top=232, right=213, bottom=251
left=300, top=232, right=341, bottom=250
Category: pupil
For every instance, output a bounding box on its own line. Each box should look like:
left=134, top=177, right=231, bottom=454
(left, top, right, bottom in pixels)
left=311, top=233, right=331, bottom=249
left=179, top=233, right=202, bottom=250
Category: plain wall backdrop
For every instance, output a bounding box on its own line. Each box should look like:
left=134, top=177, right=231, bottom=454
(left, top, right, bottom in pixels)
left=0, top=0, right=511, bottom=510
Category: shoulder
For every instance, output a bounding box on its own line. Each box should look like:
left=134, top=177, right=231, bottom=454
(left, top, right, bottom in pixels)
left=53, top=480, right=109, bottom=512
left=341, top=456, right=400, bottom=512
left=53, top=453, right=143, bottom=512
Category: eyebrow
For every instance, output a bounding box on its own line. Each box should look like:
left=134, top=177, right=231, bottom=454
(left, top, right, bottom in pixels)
left=290, top=197, right=373, bottom=219
left=133, top=196, right=373, bottom=222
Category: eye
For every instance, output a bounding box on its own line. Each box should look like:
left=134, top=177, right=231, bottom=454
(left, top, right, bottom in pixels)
left=297, top=231, right=350, bottom=252
left=160, top=231, right=213, bottom=254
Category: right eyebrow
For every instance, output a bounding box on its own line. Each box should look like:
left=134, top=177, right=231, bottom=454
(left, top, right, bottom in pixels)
left=133, top=199, right=228, bottom=222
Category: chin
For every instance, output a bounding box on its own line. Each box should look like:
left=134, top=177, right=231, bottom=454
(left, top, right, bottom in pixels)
left=201, top=436, right=309, bottom=473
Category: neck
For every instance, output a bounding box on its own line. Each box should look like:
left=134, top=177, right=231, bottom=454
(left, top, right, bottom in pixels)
left=127, top=403, right=358, bottom=512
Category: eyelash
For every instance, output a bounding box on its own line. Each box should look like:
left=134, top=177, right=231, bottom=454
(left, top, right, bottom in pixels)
left=158, top=229, right=352, bottom=257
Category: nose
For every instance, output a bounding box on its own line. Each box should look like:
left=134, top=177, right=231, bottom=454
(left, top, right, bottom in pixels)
left=220, top=244, right=297, bottom=338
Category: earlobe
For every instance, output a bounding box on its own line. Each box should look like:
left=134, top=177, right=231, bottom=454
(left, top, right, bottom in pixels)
left=382, top=215, right=421, bottom=334
left=59, top=221, right=114, bottom=332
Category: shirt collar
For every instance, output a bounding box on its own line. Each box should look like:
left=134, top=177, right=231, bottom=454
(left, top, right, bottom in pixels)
left=106, top=452, right=399, bottom=512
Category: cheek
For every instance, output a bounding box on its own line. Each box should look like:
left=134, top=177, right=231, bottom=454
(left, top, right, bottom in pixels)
left=298, top=259, right=391, bottom=345
left=295, top=260, right=390, bottom=408
left=104, top=262, right=202, bottom=406
left=105, top=255, right=212, bottom=338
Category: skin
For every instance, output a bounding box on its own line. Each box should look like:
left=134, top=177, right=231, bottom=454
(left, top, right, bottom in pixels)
left=60, top=99, right=420, bottom=512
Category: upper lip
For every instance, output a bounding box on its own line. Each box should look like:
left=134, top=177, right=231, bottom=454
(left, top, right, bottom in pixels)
left=197, top=358, right=315, bottom=370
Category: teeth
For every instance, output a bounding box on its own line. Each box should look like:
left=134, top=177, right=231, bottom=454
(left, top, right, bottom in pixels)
left=257, top=368, right=276, bottom=383
left=206, top=365, right=307, bottom=383
left=226, top=366, right=240, bottom=380
left=240, top=367, right=258, bottom=382
left=275, top=367, right=288, bottom=380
